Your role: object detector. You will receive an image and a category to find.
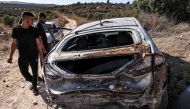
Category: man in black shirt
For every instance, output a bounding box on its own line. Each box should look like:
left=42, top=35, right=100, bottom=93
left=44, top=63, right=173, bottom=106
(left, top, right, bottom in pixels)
left=35, top=13, right=48, bottom=57
left=7, top=12, right=43, bottom=95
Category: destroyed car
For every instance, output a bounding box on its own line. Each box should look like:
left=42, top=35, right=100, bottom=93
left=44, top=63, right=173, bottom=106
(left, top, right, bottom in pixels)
left=42, top=17, right=168, bottom=109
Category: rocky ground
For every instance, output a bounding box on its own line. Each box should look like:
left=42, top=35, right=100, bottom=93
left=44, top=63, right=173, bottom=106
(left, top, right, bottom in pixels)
left=0, top=16, right=189, bottom=109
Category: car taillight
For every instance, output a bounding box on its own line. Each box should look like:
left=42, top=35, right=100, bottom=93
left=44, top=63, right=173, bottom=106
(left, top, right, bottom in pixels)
left=43, top=63, right=62, bottom=80
left=129, top=54, right=166, bottom=76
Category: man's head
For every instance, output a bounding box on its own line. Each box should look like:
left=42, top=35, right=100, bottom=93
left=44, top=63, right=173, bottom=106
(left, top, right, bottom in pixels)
left=38, top=13, right=46, bottom=24
left=21, top=11, right=34, bottom=27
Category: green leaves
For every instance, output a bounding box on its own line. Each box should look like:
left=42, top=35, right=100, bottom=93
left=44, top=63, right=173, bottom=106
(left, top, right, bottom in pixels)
left=3, top=16, right=15, bottom=27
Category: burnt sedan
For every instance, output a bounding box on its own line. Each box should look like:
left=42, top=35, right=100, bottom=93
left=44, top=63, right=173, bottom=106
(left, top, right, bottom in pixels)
left=42, top=17, right=168, bottom=109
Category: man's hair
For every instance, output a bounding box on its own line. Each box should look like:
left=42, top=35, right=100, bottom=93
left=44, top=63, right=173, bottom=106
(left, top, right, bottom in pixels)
left=18, top=18, right=22, bottom=24
left=39, top=13, right=46, bottom=18
left=18, top=12, right=34, bottom=24
left=21, top=11, right=34, bottom=19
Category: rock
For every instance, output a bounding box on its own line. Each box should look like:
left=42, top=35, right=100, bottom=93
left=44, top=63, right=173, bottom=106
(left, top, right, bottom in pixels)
left=20, top=78, right=25, bottom=82
left=21, top=84, right=25, bottom=88
left=3, top=79, right=6, bottom=82
left=33, top=101, right=38, bottom=105
left=6, top=85, right=9, bottom=87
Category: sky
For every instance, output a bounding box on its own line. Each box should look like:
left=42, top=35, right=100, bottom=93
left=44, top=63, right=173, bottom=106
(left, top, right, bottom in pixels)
left=0, top=0, right=134, bottom=5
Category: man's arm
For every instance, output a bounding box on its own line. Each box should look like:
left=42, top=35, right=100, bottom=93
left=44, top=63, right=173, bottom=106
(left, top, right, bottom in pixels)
left=7, top=38, right=17, bottom=63
left=39, top=36, right=47, bottom=53
left=36, top=38, right=44, bottom=65
left=37, top=25, right=47, bottom=53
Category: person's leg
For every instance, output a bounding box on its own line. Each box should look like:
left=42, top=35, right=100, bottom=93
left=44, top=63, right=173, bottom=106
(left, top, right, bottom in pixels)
left=18, top=57, right=33, bottom=82
left=29, top=58, right=38, bottom=95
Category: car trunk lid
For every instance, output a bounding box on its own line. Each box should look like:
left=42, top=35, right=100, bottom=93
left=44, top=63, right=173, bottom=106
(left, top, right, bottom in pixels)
left=47, top=44, right=148, bottom=75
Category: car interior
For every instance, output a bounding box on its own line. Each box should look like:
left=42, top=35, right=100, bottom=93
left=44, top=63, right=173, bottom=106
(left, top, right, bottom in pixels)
left=63, top=31, right=134, bottom=51
left=57, top=31, right=137, bottom=74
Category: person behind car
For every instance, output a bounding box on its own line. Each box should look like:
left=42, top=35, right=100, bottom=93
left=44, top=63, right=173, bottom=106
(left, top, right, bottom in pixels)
left=35, top=12, right=48, bottom=57
left=7, top=12, right=43, bottom=95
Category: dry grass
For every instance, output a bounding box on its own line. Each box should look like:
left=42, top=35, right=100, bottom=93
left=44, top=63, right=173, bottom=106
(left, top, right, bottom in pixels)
left=52, top=12, right=69, bottom=27
left=138, top=12, right=174, bottom=32
left=65, top=14, right=90, bottom=26
left=57, top=16, right=69, bottom=27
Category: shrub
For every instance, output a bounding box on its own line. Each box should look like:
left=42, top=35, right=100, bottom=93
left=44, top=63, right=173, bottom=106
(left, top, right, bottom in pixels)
left=3, top=16, right=15, bottom=27
left=137, top=12, right=174, bottom=31
left=151, top=0, right=190, bottom=22
left=134, top=0, right=190, bottom=22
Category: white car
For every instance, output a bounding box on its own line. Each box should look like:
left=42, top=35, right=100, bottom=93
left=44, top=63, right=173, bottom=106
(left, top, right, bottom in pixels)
left=42, top=22, right=63, bottom=43
left=43, top=17, right=169, bottom=109
left=42, top=22, right=63, bottom=48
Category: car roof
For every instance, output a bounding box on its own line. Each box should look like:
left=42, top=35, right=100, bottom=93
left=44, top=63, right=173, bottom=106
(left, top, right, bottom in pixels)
left=71, top=17, right=140, bottom=34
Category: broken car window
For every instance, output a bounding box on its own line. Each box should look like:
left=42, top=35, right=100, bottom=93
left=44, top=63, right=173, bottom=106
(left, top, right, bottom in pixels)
left=62, top=31, right=134, bottom=51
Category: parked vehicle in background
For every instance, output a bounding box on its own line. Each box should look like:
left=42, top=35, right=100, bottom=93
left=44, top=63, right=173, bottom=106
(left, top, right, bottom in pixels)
left=42, top=22, right=63, bottom=49
left=42, top=17, right=169, bottom=109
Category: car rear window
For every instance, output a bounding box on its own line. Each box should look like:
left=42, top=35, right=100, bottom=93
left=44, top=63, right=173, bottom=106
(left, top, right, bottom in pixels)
left=62, top=31, right=134, bottom=51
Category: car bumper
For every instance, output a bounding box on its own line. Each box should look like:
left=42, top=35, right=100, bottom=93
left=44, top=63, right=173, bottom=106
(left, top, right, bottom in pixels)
left=43, top=68, right=167, bottom=109
left=45, top=78, right=165, bottom=109
left=47, top=88, right=164, bottom=109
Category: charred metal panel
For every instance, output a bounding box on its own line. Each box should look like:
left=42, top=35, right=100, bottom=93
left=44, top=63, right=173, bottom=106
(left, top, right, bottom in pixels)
left=48, top=43, right=149, bottom=62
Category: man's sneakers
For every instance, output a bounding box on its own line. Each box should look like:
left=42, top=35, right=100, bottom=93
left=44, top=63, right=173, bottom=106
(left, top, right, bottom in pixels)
left=38, top=77, right=44, bottom=83
left=29, top=85, right=33, bottom=90
left=33, top=88, right=39, bottom=96
left=29, top=85, right=39, bottom=96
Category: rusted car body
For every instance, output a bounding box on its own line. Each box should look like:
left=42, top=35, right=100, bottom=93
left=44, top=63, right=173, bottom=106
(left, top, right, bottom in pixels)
left=42, top=17, right=168, bottom=109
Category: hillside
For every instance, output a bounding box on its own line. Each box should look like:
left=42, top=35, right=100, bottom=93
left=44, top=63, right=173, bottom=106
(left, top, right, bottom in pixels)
left=0, top=1, right=56, bottom=8
left=56, top=3, right=133, bottom=20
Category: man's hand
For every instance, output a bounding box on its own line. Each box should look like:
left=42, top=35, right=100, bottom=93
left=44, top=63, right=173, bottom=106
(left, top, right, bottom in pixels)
left=39, top=36, right=47, bottom=53
left=36, top=38, right=44, bottom=66
left=40, top=58, right=45, bottom=66
left=7, top=57, right=13, bottom=63
left=8, top=38, right=16, bottom=64
left=42, top=47, right=47, bottom=53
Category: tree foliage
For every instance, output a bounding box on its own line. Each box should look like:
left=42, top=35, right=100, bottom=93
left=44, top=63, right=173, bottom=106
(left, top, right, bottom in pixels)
left=136, top=0, right=190, bottom=22
left=56, top=3, right=136, bottom=20
left=152, top=0, right=190, bottom=22
left=133, top=0, right=153, bottom=12
left=3, top=16, right=15, bottom=27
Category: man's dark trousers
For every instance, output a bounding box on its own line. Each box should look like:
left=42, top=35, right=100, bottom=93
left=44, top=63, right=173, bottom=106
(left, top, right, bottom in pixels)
left=18, top=56, right=38, bottom=89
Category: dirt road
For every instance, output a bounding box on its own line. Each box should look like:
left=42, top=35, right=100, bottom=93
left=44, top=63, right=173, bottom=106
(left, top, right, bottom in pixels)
left=0, top=16, right=76, bottom=109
